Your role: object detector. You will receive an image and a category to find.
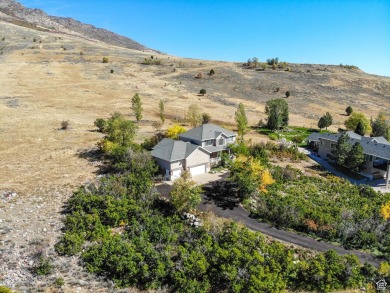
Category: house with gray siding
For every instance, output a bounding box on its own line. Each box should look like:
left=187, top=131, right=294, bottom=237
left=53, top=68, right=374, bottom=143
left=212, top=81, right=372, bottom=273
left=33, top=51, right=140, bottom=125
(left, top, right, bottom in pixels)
left=308, top=131, right=390, bottom=181
left=179, top=124, right=236, bottom=164
left=151, top=124, right=237, bottom=180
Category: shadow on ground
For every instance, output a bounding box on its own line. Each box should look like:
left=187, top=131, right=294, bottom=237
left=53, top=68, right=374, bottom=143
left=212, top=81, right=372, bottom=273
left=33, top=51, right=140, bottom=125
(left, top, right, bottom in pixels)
left=203, top=180, right=241, bottom=210
left=77, top=147, right=109, bottom=174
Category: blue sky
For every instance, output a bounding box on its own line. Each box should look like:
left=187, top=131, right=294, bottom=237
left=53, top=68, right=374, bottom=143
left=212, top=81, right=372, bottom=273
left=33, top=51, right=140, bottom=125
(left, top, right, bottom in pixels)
left=19, top=0, right=390, bottom=76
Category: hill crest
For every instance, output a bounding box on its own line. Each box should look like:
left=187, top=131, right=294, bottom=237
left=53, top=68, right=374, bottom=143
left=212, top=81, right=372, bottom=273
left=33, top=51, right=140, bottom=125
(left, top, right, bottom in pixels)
left=0, top=0, right=156, bottom=52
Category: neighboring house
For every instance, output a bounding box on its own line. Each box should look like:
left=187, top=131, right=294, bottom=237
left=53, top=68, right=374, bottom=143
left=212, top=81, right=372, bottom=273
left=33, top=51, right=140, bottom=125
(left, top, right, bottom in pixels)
left=151, top=138, right=211, bottom=180
left=151, top=124, right=237, bottom=180
left=179, top=123, right=237, bottom=164
left=308, top=131, right=390, bottom=180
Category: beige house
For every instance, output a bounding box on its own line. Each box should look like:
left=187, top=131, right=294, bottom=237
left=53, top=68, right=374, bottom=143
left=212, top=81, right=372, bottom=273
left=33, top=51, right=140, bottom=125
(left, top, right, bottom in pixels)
left=152, top=124, right=237, bottom=180
left=308, top=131, right=390, bottom=181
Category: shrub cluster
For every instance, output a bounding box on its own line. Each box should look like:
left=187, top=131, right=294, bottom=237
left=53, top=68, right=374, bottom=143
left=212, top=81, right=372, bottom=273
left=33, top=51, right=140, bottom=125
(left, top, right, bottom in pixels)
left=56, top=171, right=376, bottom=292
left=248, top=166, right=390, bottom=256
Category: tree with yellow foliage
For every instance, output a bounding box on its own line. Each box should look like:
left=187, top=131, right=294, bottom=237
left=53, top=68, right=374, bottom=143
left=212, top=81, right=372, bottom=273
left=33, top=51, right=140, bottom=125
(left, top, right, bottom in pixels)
left=229, top=155, right=275, bottom=198
left=165, top=125, right=187, bottom=139
left=380, top=202, right=390, bottom=220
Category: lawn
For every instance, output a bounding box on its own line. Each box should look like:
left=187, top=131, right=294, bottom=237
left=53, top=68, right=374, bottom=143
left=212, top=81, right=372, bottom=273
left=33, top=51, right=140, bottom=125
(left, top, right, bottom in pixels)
left=258, top=126, right=329, bottom=146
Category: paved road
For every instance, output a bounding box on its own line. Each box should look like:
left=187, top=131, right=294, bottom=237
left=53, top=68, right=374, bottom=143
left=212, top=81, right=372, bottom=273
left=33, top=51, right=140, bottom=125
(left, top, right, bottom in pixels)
left=156, top=171, right=381, bottom=267
left=198, top=195, right=380, bottom=267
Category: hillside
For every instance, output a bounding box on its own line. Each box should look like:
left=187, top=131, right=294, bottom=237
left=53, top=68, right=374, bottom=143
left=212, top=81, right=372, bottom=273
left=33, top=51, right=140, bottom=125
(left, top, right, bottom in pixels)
left=0, top=0, right=155, bottom=52
left=0, top=3, right=389, bottom=291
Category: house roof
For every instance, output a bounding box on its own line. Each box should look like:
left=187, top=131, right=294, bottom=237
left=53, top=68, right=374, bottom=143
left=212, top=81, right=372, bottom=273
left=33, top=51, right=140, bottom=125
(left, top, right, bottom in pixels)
left=309, top=131, right=390, bottom=160
left=179, top=123, right=236, bottom=141
left=151, top=138, right=209, bottom=162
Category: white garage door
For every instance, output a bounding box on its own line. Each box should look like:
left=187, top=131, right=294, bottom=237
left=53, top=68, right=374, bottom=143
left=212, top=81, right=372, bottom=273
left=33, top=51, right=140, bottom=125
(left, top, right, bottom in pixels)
left=171, top=169, right=182, bottom=180
left=190, top=164, right=206, bottom=177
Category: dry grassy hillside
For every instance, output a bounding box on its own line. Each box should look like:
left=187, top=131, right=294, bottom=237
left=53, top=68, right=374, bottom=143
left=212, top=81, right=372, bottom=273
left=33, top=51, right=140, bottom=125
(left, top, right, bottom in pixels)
left=1, top=18, right=389, bottom=292
left=1, top=20, right=389, bottom=194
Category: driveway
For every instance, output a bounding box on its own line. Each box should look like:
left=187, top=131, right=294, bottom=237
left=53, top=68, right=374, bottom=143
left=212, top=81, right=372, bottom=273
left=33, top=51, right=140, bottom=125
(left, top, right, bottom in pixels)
left=155, top=171, right=381, bottom=267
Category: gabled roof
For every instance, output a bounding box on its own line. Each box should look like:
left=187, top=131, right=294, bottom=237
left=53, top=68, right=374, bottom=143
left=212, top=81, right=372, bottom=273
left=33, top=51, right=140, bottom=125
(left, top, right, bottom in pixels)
left=352, top=138, right=390, bottom=160
left=373, top=136, right=390, bottom=145
left=309, top=131, right=390, bottom=160
left=151, top=138, right=209, bottom=162
left=179, top=123, right=236, bottom=141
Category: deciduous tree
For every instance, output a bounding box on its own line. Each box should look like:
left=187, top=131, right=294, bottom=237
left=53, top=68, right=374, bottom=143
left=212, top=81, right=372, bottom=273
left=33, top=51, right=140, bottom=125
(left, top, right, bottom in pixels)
left=371, top=111, right=390, bottom=140
left=159, top=99, right=165, bottom=125
left=170, top=171, right=201, bottom=213
left=131, top=93, right=143, bottom=122
left=235, top=103, right=249, bottom=140
left=229, top=155, right=274, bottom=198
left=187, top=103, right=203, bottom=127
left=165, top=125, right=186, bottom=139
left=265, top=99, right=289, bottom=130
left=103, top=112, right=138, bottom=149
left=344, top=112, right=372, bottom=135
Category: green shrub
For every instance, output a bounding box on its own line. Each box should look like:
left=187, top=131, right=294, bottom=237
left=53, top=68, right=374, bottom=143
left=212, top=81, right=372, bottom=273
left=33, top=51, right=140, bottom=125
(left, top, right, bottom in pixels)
left=31, top=256, right=53, bottom=276
left=209, top=69, right=215, bottom=75
left=0, top=286, right=12, bottom=293
left=102, top=57, right=109, bottom=63
left=54, top=277, right=65, bottom=287
left=269, top=133, right=278, bottom=140
left=55, top=231, right=85, bottom=255
left=291, top=135, right=304, bottom=143
left=94, top=118, right=106, bottom=132
left=199, top=89, right=206, bottom=96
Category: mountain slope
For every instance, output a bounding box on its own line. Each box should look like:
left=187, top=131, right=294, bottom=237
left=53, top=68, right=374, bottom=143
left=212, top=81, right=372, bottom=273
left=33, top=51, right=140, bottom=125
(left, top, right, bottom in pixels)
left=0, top=0, right=155, bottom=52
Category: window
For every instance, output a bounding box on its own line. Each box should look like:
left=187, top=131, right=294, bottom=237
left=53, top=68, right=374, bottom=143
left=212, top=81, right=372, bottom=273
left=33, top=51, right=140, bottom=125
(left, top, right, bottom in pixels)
left=205, top=139, right=213, bottom=146
left=219, top=138, right=225, bottom=145
left=226, top=136, right=234, bottom=143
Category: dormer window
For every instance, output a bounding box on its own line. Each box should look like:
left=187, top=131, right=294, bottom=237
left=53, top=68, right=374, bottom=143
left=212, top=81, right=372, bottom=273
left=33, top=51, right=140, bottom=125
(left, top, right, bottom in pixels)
left=219, top=138, right=225, bottom=145
left=205, top=139, right=213, bottom=146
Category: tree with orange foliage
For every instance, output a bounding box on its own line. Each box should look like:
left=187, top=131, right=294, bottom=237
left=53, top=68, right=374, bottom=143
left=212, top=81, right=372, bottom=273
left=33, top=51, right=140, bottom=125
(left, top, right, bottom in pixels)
left=229, top=155, right=275, bottom=198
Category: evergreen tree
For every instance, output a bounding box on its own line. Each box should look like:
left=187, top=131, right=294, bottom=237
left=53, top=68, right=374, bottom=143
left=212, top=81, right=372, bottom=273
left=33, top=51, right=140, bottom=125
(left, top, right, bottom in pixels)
left=345, top=142, right=366, bottom=172
left=332, top=133, right=351, bottom=166
left=324, top=112, right=333, bottom=130
left=131, top=93, right=143, bottom=122
left=159, top=99, right=165, bottom=124
left=318, top=116, right=327, bottom=131
left=265, top=99, right=289, bottom=130
left=355, top=120, right=364, bottom=136
left=235, top=103, right=249, bottom=140
left=346, top=106, right=353, bottom=116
